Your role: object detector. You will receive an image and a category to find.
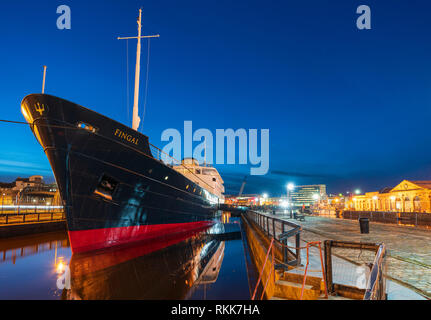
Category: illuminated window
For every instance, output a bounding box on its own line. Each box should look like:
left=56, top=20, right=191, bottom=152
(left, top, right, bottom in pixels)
left=77, top=122, right=98, bottom=133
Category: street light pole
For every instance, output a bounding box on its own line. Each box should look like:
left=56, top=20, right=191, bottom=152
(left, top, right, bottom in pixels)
left=1, top=193, right=5, bottom=214
left=287, top=183, right=294, bottom=219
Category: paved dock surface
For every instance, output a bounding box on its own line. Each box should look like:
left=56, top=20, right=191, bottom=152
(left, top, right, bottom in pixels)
left=259, top=212, right=429, bottom=300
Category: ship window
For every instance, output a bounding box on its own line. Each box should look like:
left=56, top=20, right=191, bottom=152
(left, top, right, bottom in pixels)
left=186, top=185, right=189, bottom=190
left=193, top=188, right=196, bottom=192
left=94, top=174, right=118, bottom=201
left=196, top=169, right=201, bottom=174
left=164, top=176, right=169, bottom=181
left=212, top=178, right=216, bottom=182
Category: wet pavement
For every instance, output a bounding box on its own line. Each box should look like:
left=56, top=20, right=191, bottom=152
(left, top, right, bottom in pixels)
left=273, top=213, right=431, bottom=299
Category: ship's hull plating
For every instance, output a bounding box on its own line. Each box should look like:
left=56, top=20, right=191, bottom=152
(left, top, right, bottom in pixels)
left=21, top=94, right=219, bottom=253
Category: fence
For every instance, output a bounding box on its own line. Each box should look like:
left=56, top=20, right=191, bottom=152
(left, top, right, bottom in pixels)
left=324, top=240, right=387, bottom=300
left=246, top=210, right=302, bottom=268
left=0, top=209, right=65, bottom=225
left=341, top=210, right=431, bottom=228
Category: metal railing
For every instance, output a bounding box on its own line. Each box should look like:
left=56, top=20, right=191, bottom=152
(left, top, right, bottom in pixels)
left=364, top=243, right=387, bottom=300
left=247, top=210, right=302, bottom=268
left=0, top=210, right=65, bottom=225
left=323, top=240, right=387, bottom=300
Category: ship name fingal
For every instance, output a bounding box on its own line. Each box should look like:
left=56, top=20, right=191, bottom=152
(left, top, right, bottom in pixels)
left=114, top=129, right=139, bottom=145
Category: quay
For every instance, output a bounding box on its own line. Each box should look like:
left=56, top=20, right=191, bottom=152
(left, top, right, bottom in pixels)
left=240, top=209, right=428, bottom=300
left=0, top=207, right=66, bottom=239
left=276, top=212, right=431, bottom=299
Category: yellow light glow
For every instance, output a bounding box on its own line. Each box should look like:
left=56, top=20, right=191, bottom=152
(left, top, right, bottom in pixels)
left=56, top=261, right=65, bottom=274
left=21, top=105, right=32, bottom=123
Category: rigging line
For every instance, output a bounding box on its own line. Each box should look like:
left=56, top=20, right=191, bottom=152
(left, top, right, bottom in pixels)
left=141, top=38, right=151, bottom=131
left=126, top=39, right=130, bottom=125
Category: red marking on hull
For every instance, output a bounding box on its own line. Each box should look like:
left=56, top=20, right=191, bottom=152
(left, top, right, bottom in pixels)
left=68, top=221, right=214, bottom=254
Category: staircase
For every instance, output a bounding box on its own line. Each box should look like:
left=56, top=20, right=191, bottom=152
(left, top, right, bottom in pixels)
left=270, top=270, right=326, bottom=300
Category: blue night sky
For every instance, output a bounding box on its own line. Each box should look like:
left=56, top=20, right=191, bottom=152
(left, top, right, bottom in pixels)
left=0, top=0, right=430, bottom=196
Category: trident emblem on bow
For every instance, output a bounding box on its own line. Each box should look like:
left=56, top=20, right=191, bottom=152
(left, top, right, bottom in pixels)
left=35, top=103, right=45, bottom=116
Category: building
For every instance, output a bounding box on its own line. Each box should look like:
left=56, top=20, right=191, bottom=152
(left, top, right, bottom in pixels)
left=225, top=195, right=260, bottom=207
left=346, top=180, right=431, bottom=213
left=0, top=176, right=60, bottom=206
left=290, top=185, right=327, bottom=208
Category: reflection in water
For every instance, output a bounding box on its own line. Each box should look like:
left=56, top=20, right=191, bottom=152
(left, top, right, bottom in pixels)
left=63, top=224, right=227, bottom=300
left=0, top=216, right=253, bottom=300
left=0, top=232, right=69, bottom=266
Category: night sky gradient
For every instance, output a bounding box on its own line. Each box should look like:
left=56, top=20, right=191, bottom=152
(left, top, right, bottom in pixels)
left=0, top=0, right=430, bottom=196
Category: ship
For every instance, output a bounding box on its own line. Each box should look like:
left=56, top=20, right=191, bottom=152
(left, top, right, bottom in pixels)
left=20, top=9, right=225, bottom=254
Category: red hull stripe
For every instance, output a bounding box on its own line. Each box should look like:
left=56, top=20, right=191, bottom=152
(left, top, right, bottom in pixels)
left=68, top=221, right=214, bottom=254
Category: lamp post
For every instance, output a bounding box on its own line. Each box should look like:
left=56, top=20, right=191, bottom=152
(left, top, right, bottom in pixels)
left=287, top=183, right=294, bottom=219
left=1, top=193, right=5, bottom=214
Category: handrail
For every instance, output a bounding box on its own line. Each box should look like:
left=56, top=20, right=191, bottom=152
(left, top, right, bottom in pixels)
left=323, top=240, right=387, bottom=300
left=149, top=143, right=216, bottom=192
left=300, top=241, right=328, bottom=300
left=279, top=226, right=301, bottom=240
left=247, top=210, right=302, bottom=267
left=251, top=238, right=275, bottom=300
left=364, top=244, right=386, bottom=300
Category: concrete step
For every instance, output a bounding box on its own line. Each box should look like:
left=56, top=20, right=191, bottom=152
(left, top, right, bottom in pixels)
left=274, top=279, right=320, bottom=300
left=318, top=294, right=354, bottom=300
left=282, top=272, right=323, bottom=288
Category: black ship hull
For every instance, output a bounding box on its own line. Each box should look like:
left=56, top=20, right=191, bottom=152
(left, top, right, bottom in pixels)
left=21, top=94, right=220, bottom=253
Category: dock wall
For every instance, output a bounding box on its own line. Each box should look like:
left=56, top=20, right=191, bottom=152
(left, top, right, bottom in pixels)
left=241, top=213, right=279, bottom=299
left=0, top=221, right=67, bottom=239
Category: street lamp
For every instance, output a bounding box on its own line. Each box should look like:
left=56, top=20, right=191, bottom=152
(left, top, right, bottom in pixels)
left=261, top=193, right=268, bottom=207
left=1, top=193, right=5, bottom=214
left=286, top=183, right=295, bottom=218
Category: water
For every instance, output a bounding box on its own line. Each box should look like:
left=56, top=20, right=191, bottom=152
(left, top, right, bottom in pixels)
left=0, top=218, right=257, bottom=300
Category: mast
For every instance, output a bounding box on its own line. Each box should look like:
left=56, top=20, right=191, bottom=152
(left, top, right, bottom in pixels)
left=118, top=9, right=160, bottom=131
left=42, top=65, right=47, bottom=94
left=132, top=9, right=142, bottom=131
